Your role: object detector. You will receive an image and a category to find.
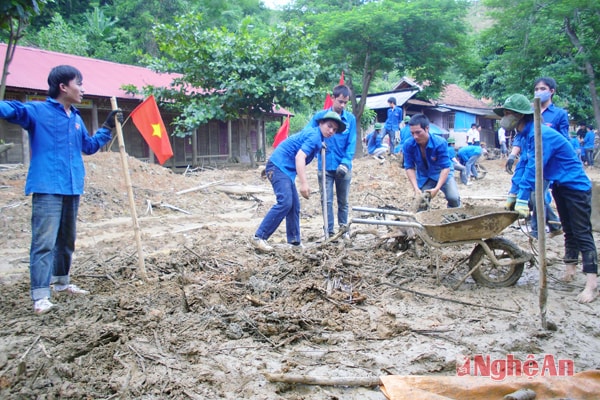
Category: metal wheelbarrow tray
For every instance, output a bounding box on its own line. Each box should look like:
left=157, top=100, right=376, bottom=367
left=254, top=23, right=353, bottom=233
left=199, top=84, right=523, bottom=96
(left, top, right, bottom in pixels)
left=351, top=205, right=533, bottom=288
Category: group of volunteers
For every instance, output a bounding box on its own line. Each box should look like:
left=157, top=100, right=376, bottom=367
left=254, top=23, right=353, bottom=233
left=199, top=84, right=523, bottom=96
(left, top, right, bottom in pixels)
left=251, top=76, right=597, bottom=305
left=0, top=64, right=596, bottom=315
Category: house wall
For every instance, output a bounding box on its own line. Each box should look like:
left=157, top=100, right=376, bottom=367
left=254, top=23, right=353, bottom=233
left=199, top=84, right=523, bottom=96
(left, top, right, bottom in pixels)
left=0, top=90, right=270, bottom=169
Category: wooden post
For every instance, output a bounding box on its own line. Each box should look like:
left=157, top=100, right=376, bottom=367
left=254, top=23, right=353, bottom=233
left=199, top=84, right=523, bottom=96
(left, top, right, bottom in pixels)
left=110, top=97, right=148, bottom=281
left=533, top=98, right=547, bottom=329
left=321, top=143, right=329, bottom=239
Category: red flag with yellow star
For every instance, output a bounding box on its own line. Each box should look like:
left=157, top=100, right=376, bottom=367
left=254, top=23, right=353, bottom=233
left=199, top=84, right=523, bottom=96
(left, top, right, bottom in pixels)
left=130, top=95, right=173, bottom=165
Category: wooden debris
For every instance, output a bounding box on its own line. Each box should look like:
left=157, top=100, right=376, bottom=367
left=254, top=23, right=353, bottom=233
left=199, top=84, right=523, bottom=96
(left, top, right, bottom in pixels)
left=264, top=372, right=381, bottom=387
left=176, top=180, right=224, bottom=195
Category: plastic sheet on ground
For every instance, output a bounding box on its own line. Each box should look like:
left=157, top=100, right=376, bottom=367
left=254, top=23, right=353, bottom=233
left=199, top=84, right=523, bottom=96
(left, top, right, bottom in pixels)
left=380, top=370, right=600, bottom=400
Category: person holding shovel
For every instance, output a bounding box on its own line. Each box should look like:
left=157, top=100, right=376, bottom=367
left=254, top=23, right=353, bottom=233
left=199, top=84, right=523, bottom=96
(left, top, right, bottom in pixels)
left=0, top=65, right=122, bottom=314
left=403, top=114, right=460, bottom=208
left=251, top=111, right=346, bottom=253
left=497, top=94, right=597, bottom=303
left=307, top=84, right=357, bottom=239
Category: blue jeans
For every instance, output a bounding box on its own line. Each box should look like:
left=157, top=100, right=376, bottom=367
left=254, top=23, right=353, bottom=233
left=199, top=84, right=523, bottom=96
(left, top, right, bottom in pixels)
left=453, top=162, right=468, bottom=185
left=318, top=169, right=352, bottom=235
left=585, top=149, right=594, bottom=166
left=465, top=155, right=480, bottom=180
left=530, top=180, right=561, bottom=237
left=30, top=194, right=79, bottom=301
left=255, top=162, right=301, bottom=244
left=552, top=186, right=597, bottom=274
left=421, top=177, right=461, bottom=208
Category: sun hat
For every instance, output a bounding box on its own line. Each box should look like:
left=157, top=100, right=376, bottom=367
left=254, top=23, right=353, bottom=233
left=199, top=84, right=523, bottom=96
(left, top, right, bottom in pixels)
left=493, top=94, right=534, bottom=116
left=317, top=111, right=346, bottom=133
left=447, top=137, right=456, bottom=144
left=374, top=122, right=384, bottom=130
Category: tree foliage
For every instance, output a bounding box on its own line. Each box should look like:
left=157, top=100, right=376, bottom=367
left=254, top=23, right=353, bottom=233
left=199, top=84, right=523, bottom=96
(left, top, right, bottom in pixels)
left=0, top=0, right=48, bottom=99
left=471, top=0, right=600, bottom=126
left=143, top=14, right=322, bottom=136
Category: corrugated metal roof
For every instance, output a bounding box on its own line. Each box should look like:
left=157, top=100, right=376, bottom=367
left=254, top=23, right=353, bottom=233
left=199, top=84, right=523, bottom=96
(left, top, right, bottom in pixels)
left=0, top=43, right=179, bottom=100
left=438, top=104, right=497, bottom=117
left=357, top=89, right=419, bottom=110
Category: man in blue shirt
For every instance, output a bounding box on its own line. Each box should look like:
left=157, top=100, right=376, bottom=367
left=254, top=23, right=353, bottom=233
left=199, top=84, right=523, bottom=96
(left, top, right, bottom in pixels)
left=446, top=137, right=467, bottom=185
left=384, top=96, right=402, bottom=152
left=403, top=114, right=460, bottom=208
left=253, top=111, right=345, bottom=252
left=457, top=142, right=483, bottom=185
left=498, top=94, right=597, bottom=303
left=505, top=77, right=566, bottom=238
left=583, top=125, right=596, bottom=167
left=0, top=65, right=122, bottom=314
left=365, top=123, right=388, bottom=160
left=307, top=85, right=357, bottom=239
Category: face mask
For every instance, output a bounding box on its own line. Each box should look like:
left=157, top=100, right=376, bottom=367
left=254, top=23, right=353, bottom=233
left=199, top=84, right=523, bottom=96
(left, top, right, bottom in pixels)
left=500, top=114, right=520, bottom=130
left=534, top=91, right=552, bottom=103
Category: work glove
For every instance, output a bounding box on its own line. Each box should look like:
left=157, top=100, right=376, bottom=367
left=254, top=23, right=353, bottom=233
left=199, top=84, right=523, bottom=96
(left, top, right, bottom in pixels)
left=504, top=194, right=516, bottom=211
left=336, top=164, right=349, bottom=178
left=514, top=199, right=529, bottom=218
left=102, top=109, right=124, bottom=130
left=505, top=154, right=516, bottom=175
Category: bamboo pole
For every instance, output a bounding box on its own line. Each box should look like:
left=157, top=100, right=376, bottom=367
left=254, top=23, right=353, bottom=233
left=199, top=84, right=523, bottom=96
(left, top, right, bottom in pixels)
left=321, top=143, right=329, bottom=239
left=533, top=98, right=548, bottom=329
left=110, top=97, right=148, bottom=281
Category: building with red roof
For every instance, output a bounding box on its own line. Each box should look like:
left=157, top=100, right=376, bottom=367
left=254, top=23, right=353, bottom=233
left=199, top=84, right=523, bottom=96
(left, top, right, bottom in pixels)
left=0, top=43, right=287, bottom=167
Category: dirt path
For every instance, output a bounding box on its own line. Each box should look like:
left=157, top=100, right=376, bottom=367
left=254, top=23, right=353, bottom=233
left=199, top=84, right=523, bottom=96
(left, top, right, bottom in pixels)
left=1, top=151, right=599, bottom=399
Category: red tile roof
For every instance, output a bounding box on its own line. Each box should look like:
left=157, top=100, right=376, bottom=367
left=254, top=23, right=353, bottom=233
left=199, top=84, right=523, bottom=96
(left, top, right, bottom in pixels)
left=438, top=84, right=492, bottom=109
left=0, top=43, right=179, bottom=100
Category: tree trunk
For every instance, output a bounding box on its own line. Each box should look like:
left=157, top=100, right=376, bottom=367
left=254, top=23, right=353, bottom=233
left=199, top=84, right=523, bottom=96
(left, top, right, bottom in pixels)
left=1, top=19, right=24, bottom=101
left=564, top=16, right=600, bottom=131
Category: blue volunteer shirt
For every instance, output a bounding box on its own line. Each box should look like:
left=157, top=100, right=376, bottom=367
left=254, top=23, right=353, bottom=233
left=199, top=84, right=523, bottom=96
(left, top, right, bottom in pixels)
left=385, top=107, right=403, bottom=132
left=0, top=98, right=112, bottom=195
left=269, top=126, right=324, bottom=181
left=514, top=121, right=590, bottom=201
left=457, top=144, right=483, bottom=164
left=541, top=103, right=569, bottom=138
left=366, top=130, right=384, bottom=154
left=583, top=130, right=595, bottom=150
left=403, top=132, right=453, bottom=187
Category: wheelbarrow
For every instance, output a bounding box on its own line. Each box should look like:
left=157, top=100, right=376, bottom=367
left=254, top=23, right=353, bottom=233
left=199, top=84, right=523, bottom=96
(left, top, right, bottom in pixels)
left=351, top=205, right=533, bottom=289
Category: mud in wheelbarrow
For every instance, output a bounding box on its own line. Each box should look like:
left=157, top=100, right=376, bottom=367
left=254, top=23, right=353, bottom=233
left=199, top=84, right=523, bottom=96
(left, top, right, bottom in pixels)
left=351, top=205, right=533, bottom=288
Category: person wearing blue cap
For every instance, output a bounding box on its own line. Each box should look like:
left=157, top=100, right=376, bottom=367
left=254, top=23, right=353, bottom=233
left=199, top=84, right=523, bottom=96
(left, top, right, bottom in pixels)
left=403, top=113, right=460, bottom=208
left=497, top=94, right=597, bottom=303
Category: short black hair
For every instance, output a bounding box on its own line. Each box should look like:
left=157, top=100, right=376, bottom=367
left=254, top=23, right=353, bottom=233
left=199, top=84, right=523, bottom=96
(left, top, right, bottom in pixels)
left=408, top=113, right=430, bottom=130
left=47, top=65, right=82, bottom=99
left=534, top=76, right=557, bottom=91
left=332, top=84, right=351, bottom=99
left=387, top=97, right=396, bottom=105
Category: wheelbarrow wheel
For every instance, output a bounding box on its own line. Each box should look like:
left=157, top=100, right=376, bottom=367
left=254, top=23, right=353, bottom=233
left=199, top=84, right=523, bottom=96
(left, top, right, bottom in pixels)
left=468, top=237, right=525, bottom=287
left=474, top=163, right=487, bottom=180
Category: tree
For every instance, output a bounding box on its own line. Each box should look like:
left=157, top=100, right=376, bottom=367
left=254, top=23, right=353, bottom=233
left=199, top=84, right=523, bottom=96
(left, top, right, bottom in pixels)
left=143, top=14, right=322, bottom=138
left=472, top=0, right=600, bottom=127
left=0, top=0, right=48, bottom=99
left=31, top=13, right=88, bottom=56
left=299, top=0, right=470, bottom=155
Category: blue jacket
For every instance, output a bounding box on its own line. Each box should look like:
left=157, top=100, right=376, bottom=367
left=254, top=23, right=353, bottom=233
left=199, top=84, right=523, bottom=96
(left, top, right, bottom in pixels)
left=308, top=108, right=357, bottom=171
left=385, top=106, right=403, bottom=132
left=583, top=130, right=595, bottom=150
left=0, top=98, right=112, bottom=195
left=457, top=144, right=482, bottom=164
left=542, top=103, right=569, bottom=138
left=512, top=121, right=590, bottom=201
left=269, top=125, right=324, bottom=181
left=570, top=136, right=581, bottom=151
left=365, top=130, right=385, bottom=154
left=403, top=133, right=453, bottom=187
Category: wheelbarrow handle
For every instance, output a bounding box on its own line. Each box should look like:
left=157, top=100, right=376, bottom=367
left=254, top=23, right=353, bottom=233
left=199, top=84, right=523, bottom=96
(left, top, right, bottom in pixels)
left=352, top=206, right=415, bottom=217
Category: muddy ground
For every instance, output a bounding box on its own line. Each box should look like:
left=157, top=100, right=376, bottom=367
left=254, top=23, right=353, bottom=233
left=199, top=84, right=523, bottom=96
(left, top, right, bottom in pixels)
left=0, top=150, right=599, bottom=399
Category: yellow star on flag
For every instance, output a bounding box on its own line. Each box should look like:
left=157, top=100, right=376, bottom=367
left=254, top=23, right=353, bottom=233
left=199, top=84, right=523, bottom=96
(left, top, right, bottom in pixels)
left=152, top=123, right=162, bottom=138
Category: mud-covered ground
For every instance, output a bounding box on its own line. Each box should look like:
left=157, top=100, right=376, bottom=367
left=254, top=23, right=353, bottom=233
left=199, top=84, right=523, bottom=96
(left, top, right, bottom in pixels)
left=0, top=150, right=599, bottom=399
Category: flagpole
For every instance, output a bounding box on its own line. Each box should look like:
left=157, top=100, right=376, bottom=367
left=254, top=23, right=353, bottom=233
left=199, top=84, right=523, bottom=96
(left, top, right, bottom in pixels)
left=111, top=97, right=148, bottom=282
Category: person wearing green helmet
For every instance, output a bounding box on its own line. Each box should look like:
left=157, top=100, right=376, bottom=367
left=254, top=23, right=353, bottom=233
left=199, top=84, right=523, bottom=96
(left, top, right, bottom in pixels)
left=446, top=137, right=467, bottom=185
left=252, top=110, right=345, bottom=253
left=496, top=94, right=597, bottom=303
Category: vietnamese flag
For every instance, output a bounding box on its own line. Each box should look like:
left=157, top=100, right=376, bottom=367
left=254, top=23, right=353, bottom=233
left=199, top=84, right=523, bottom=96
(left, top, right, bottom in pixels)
left=272, top=114, right=290, bottom=149
left=130, top=95, right=173, bottom=165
